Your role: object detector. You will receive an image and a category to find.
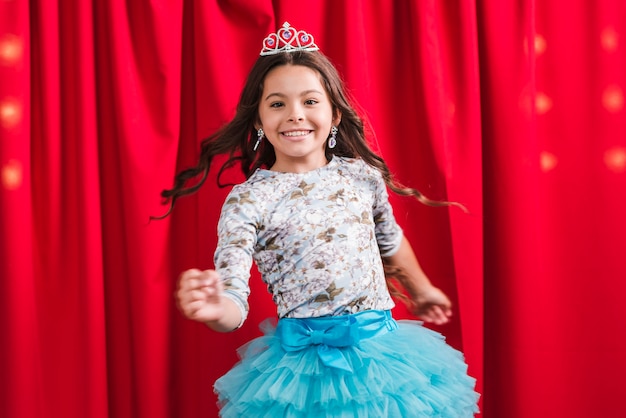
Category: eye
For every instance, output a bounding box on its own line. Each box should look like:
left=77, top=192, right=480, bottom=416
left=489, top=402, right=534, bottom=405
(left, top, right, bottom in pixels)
left=270, top=102, right=284, bottom=108
left=304, top=99, right=318, bottom=105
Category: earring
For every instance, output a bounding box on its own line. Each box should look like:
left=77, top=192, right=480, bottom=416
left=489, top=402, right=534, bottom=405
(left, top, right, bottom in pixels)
left=254, top=128, right=264, bottom=151
left=328, top=126, right=338, bottom=149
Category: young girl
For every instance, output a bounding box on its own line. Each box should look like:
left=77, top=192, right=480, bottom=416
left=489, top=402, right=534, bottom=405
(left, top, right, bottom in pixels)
left=163, top=22, right=479, bottom=417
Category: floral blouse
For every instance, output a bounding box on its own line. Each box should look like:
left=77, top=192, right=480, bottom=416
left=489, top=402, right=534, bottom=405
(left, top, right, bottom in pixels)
left=214, top=156, right=403, bottom=324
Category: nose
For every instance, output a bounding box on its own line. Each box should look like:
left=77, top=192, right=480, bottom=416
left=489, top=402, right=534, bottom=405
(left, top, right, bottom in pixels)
left=287, top=105, right=304, bottom=122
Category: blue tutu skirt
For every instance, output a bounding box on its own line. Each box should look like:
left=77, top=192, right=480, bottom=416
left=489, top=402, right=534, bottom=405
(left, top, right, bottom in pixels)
left=214, top=310, right=480, bottom=417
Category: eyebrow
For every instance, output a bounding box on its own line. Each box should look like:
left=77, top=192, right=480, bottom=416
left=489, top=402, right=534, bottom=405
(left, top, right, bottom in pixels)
left=264, top=89, right=324, bottom=101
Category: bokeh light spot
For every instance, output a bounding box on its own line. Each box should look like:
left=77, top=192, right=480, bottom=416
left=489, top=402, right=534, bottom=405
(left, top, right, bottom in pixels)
left=601, top=27, right=619, bottom=52
left=0, top=34, right=23, bottom=66
left=604, top=147, right=626, bottom=173
left=0, top=98, right=22, bottom=129
left=540, top=151, right=558, bottom=172
left=602, top=85, right=624, bottom=113
left=534, top=34, right=547, bottom=55
left=535, top=93, right=553, bottom=114
left=1, top=159, right=23, bottom=190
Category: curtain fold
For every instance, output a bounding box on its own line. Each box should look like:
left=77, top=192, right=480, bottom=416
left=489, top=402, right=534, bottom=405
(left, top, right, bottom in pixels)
left=1, top=1, right=624, bottom=417
left=1, top=1, right=38, bottom=417
left=478, top=0, right=544, bottom=413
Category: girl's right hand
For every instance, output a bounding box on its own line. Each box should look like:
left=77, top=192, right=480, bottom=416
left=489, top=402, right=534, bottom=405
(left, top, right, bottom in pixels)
left=176, top=269, right=227, bottom=323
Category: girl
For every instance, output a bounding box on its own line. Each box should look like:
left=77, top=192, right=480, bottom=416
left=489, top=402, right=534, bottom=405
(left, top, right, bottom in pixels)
left=163, top=22, right=479, bottom=417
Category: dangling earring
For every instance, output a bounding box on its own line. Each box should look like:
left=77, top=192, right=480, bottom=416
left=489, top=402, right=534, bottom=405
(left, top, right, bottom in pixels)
left=328, top=126, right=338, bottom=149
left=254, top=128, right=264, bottom=151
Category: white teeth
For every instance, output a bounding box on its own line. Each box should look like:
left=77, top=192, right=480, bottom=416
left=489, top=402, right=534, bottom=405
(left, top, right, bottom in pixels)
left=283, top=130, right=310, bottom=137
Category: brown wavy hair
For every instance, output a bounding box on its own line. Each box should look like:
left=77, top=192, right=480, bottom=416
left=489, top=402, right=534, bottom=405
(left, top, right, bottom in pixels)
left=156, top=51, right=461, bottom=303
left=156, top=50, right=455, bottom=219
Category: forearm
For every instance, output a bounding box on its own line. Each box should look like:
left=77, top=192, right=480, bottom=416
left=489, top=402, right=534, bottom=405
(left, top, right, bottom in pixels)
left=383, top=236, right=452, bottom=324
left=204, top=296, right=244, bottom=332
left=382, top=235, right=435, bottom=297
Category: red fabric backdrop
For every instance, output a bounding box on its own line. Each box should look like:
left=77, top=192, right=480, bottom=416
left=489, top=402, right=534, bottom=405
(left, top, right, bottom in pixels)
left=0, top=1, right=624, bottom=417
left=479, top=1, right=626, bottom=416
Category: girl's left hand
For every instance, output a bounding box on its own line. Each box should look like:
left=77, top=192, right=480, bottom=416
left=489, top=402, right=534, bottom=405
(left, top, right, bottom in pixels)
left=412, top=286, right=453, bottom=325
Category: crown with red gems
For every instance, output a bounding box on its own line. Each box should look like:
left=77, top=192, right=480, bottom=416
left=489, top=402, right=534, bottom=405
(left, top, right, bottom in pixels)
left=260, top=22, right=319, bottom=56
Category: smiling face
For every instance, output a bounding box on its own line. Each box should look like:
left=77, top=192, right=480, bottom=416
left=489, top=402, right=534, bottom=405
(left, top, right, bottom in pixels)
left=258, top=64, right=341, bottom=173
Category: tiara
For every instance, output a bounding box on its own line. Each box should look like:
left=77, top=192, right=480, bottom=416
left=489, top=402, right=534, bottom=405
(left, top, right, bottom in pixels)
left=260, top=22, right=319, bottom=56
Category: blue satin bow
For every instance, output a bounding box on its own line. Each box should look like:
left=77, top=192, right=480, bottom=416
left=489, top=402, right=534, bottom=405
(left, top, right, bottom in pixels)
left=275, top=310, right=398, bottom=373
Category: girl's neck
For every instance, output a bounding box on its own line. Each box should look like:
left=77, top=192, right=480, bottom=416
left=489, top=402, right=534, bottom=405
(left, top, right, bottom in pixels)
left=270, top=156, right=330, bottom=174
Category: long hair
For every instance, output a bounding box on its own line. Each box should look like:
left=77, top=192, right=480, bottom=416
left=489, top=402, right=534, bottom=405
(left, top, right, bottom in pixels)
left=156, top=50, right=460, bottom=306
left=156, top=51, right=453, bottom=219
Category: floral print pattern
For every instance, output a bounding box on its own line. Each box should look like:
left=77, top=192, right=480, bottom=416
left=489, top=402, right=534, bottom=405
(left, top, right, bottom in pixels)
left=215, top=157, right=403, bottom=323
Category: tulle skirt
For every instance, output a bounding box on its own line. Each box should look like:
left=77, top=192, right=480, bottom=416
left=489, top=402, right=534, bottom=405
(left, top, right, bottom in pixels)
left=214, top=310, right=480, bottom=417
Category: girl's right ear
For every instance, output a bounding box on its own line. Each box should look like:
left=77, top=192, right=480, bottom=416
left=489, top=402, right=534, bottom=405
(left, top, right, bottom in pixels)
left=333, top=111, right=342, bottom=128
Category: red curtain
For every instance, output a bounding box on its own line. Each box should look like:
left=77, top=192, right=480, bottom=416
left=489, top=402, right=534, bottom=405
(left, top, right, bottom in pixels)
left=0, top=1, right=624, bottom=417
left=479, top=1, right=626, bottom=416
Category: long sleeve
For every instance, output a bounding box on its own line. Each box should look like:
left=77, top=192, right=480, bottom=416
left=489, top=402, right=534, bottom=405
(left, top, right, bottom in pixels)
left=214, top=189, right=260, bottom=325
left=368, top=166, right=403, bottom=257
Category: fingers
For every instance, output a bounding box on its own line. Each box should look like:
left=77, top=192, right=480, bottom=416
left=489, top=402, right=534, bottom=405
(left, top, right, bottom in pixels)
left=411, top=286, right=454, bottom=325
left=178, top=269, right=220, bottom=291
left=418, top=305, right=452, bottom=325
left=183, top=300, right=213, bottom=320
left=176, top=269, right=222, bottom=317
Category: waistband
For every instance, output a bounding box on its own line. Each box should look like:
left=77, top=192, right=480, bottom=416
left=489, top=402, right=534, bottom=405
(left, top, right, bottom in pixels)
left=275, top=310, right=398, bottom=372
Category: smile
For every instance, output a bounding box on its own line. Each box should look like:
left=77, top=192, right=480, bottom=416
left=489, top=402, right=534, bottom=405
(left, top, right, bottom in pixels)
left=282, top=130, right=312, bottom=138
